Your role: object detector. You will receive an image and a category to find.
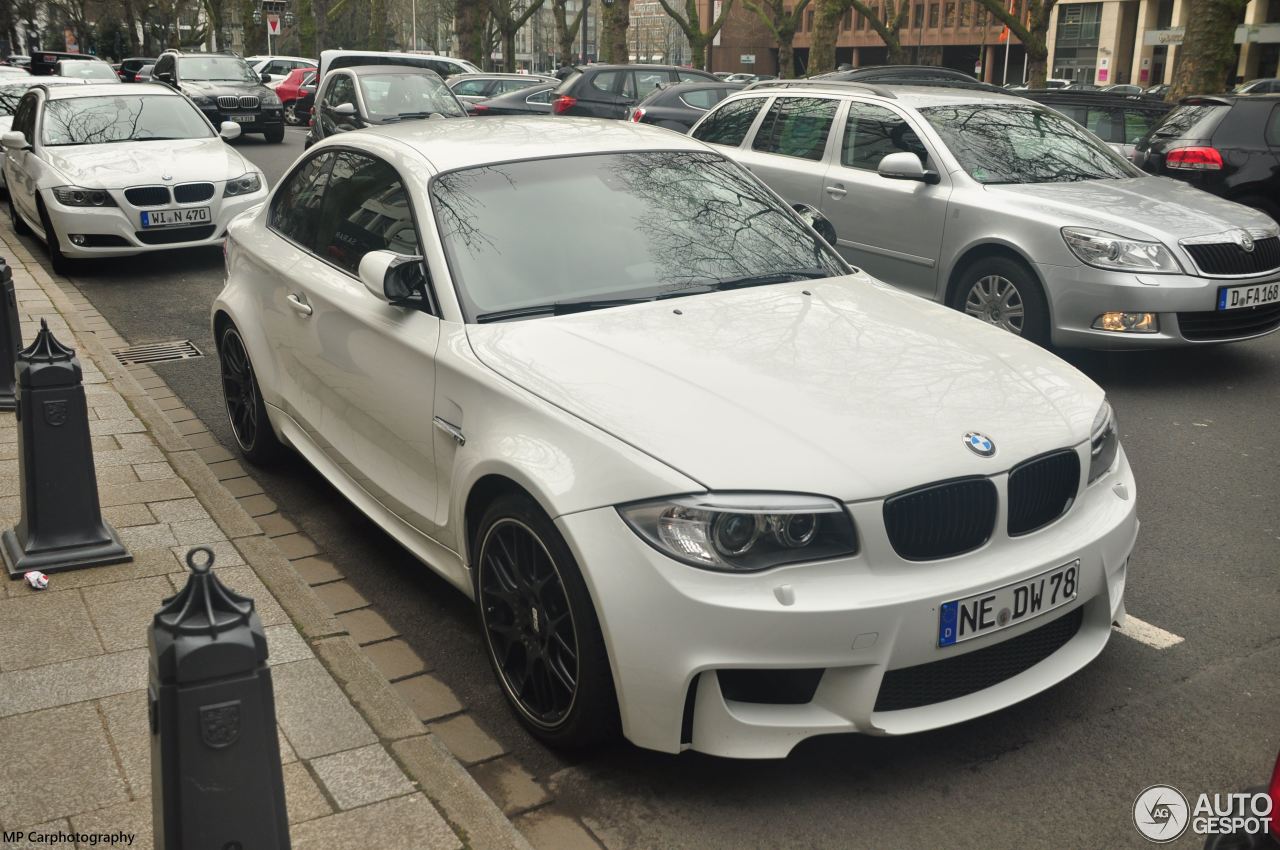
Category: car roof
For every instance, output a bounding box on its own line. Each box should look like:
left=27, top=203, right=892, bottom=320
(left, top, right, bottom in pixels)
left=735, top=81, right=1033, bottom=107
left=450, top=72, right=556, bottom=80
left=582, top=63, right=710, bottom=72
left=44, top=82, right=176, bottom=99
left=334, top=64, right=446, bottom=77
left=345, top=116, right=707, bottom=172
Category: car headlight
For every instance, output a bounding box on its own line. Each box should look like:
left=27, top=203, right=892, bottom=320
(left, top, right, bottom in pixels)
left=223, top=172, right=262, bottom=197
left=1062, top=227, right=1179, bottom=274
left=188, top=94, right=215, bottom=108
left=1088, top=399, right=1119, bottom=484
left=260, top=92, right=281, bottom=107
left=618, top=493, right=857, bottom=572
left=51, top=186, right=116, bottom=207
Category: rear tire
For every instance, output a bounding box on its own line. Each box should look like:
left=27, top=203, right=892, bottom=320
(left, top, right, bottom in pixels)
left=217, top=322, right=284, bottom=465
left=283, top=102, right=299, bottom=125
left=473, top=493, right=619, bottom=749
left=9, top=193, right=30, bottom=237
left=263, top=126, right=285, bottom=144
left=949, top=256, right=1050, bottom=345
left=36, top=198, right=71, bottom=275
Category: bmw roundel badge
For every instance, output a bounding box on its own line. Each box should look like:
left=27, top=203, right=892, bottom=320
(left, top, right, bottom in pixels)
left=963, top=431, right=995, bottom=457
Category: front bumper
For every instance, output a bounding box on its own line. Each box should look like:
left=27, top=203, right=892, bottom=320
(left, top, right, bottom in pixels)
left=197, top=107, right=284, bottom=133
left=43, top=187, right=266, bottom=258
left=1040, top=261, right=1280, bottom=348
left=557, top=445, right=1139, bottom=758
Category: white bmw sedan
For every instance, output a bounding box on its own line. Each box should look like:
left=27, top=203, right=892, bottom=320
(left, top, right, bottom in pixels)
left=214, top=118, right=1139, bottom=758
left=2, top=83, right=267, bottom=273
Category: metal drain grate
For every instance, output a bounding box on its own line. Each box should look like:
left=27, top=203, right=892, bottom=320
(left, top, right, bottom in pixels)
left=113, top=339, right=203, bottom=366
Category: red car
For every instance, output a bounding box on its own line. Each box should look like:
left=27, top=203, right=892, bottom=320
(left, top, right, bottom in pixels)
left=274, top=67, right=315, bottom=125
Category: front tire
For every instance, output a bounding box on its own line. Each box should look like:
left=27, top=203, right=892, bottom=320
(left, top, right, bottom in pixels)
left=473, top=493, right=619, bottom=749
left=217, top=322, right=284, bottom=465
left=283, top=102, right=299, bottom=125
left=950, top=256, right=1049, bottom=345
left=36, top=199, right=71, bottom=275
left=263, top=126, right=285, bottom=144
left=9, top=193, right=30, bottom=236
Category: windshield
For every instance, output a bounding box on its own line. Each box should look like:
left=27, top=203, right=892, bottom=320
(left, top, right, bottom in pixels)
left=921, top=103, right=1140, bottom=184
left=432, top=151, right=848, bottom=321
left=60, top=62, right=115, bottom=80
left=177, top=56, right=258, bottom=83
left=41, top=95, right=214, bottom=145
left=357, top=72, right=465, bottom=120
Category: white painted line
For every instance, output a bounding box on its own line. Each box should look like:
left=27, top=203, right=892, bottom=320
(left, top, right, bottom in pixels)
left=1113, top=615, right=1185, bottom=649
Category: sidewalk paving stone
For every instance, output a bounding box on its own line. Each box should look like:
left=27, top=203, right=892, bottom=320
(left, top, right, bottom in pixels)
left=312, top=582, right=369, bottom=616
left=311, top=743, right=416, bottom=810
left=272, top=659, right=378, bottom=759
left=272, top=533, right=320, bottom=561
left=68, top=798, right=152, bottom=850
left=97, top=690, right=150, bottom=798
left=514, top=809, right=603, bottom=850
left=366, top=640, right=429, bottom=683
left=291, top=794, right=460, bottom=850
left=283, top=761, right=334, bottom=824
left=0, top=590, right=104, bottom=672
left=257, top=512, right=299, bottom=538
left=393, top=674, right=461, bottom=721
left=293, top=556, right=342, bottom=586
left=470, top=758, right=550, bottom=817
left=0, top=649, right=149, bottom=719
left=431, top=714, right=506, bottom=766
left=222, top=476, right=264, bottom=498
left=0, top=818, right=71, bottom=850
left=82, top=576, right=173, bottom=652
left=338, top=608, right=397, bottom=645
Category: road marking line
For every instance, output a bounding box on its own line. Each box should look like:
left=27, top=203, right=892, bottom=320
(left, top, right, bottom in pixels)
left=1113, top=615, right=1184, bottom=649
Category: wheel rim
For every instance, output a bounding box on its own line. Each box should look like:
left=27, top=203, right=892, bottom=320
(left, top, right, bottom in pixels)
left=478, top=519, right=579, bottom=729
left=219, top=329, right=259, bottom=451
left=284, top=103, right=297, bottom=124
left=964, top=274, right=1026, bottom=335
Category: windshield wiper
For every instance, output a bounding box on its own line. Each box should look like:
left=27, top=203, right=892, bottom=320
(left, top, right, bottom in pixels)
left=474, top=290, right=709, bottom=323
left=710, top=268, right=833, bottom=290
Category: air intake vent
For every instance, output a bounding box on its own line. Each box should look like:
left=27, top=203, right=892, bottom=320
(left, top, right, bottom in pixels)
left=113, top=340, right=203, bottom=366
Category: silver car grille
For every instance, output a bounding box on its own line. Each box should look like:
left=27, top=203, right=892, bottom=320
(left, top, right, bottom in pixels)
left=216, top=95, right=259, bottom=110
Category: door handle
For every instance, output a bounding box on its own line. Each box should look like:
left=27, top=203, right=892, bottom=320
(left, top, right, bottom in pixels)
left=286, top=293, right=313, bottom=316
left=825, top=184, right=847, bottom=199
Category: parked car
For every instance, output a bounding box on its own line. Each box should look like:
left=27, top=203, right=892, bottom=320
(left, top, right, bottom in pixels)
left=294, top=73, right=318, bottom=125
left=447, top=72, right=557, bottom=105
left=317, top=49, right=479, bottom=87
left=135, top=63, right=155, bottom=83
left=245, top=54, right=317, bottom=84
left=811, top=65, right=990, bottom=88
left=274, top=67, right=315, bottom=124
left=150, top=50, right=285, bottom=143
left=54, top=59, right=119, bottom=82
left=116, top=56, right=157, bottom=82
left=550, top=63, right=718, bottom=119
left=28, top=51, right=90, bottom=76
left=724, top=73, right=775, bottom=83
left=691, top=80, right=1280, bottom=347
left=214, top=115, right=1137, bottom=757
left=1145, top=83, right=1171, bottom=97
left=1020, top=89, right=1173, bottom=159
left=306, top=65, right=466, bottom=147
left=1233, top=78, right=1280, bottom=94
left=2, top=82, right=265, bottom=272
left=1099, top=84, right=1144, bottom=96
left=1134, top=94, right=1280, bottom=222
left=468, top=82, right=557, bottom=116
left=628, top=81, right=744, bottom=132
left=0, top=77, right=90, bottom=191
left=0, top=65, right=29, bottom=78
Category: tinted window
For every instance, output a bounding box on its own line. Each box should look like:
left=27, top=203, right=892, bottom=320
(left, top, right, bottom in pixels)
left=41, top=95, right=213, bottom=145
left=314, top=152, right=421, bottom=274
left=153, top=54, right=174, bottom=77
left=1150, top=103, right=1228, bottom=141
left=177, top=55, right=257, bottom=83
left=679, top=88, right=721, bottom=109
left=678, top=71, right=710, bottom=83
left=270, top=152, right=335, bottom=249
left=590, top=71, right=621, bottom=94
left=357, top=72, right=464, bottom=119
left=752, top=96, right=838, bottom=161
left=323, top=75, right=356, bottom=107
left=495, top=78, right=540, bottom=93
left=431, top=151, right=847, bottom=321
left=691, top=96, right=766, bottom=146
left=633, top=70, right=668, bottom=99
left=1123, top=110, right=1159, bottom=144
left=841, top=102, right=927, bottom=169
left=526, top=89, right=553, bottom=104
left=12, top=93, right=36, bottom=142
left=452, top=78, right=490, bottom=96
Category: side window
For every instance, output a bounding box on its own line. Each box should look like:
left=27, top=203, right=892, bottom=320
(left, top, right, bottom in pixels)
left=323, top=75, right=356, bottom=108
left=677, top=71, right=709, bottom=83
left=692, top=96, right=766, bottom=146
left=313, top=152, right=422, bottom=275
left=269, top=152, right=335, bottom=249
left=452, top=78, right=491, bottom=96
left=526, top=89, right=553, bottom=104
left=154, top=54, right=174, bottom=78
left=633, top=70, right=667, bottom=99
left=590, top=71, right=622, bottom=94
left=1124, top=111, right=1158, bottom=144
left=753, top=96, right=838, bottom=161
left=1265, top=105, right=1280, bottom=146
left=840, top=102, right=928, bottom=170
left=679, top=88, right=721, bottom=110
left=425, top=60, right=460, bottom=79
left=496, top=79, right=536, bottom=93
left=12, top=93, right=37, bottom=143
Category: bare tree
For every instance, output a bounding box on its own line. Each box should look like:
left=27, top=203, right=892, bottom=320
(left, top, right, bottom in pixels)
left=742, top=0, right=812, bottom=77
left=1169, top=0, right=1247, bottom=99
left=551, top=0, right=585, bottom=64
left=602, top=0, right=630, bottom=62
left=654, top=0, right=736, bottom=70
left=849, top=0, right=909, bottom=63
left=808, top=0, right=845, bottom=74
left=456, top=0, right=491, bottom=65
left=489, top=0, right=548, bottom=70
left=973, top=0, right=1056, bottom=87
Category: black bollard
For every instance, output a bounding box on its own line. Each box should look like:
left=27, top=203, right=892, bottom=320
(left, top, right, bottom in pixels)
left=0, top=258, right=20, bottom=411
left=149, top=546, right=290, bottom=850
left=1, top=319, right=130, bottom=578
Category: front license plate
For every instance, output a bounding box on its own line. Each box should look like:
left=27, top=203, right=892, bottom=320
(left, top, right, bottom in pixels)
left=231, top=114, right=256, bottom=123
left=938, top=560, right=1079, bottom=647
left=1218, top=281, right=1280, bottom=311
left=140, top=207, right=211, bottom=229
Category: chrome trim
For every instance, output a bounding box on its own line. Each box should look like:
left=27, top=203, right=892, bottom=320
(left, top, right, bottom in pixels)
left=1178, top=228, right=1280, bottom=279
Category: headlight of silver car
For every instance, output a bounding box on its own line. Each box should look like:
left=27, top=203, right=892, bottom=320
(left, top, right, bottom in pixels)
left=1089, top=399, right=1119, bottom=484
left=618, top=493, right=857, bottom=572
left=1062, top=227, right=1179, bottom=274
left=51, top=186, right=116, bottom=207
left=222, top=172, right=262, bottom=197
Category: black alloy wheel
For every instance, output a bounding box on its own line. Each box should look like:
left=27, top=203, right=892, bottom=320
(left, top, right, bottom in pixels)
left=218, top=323, right=282, bottom=464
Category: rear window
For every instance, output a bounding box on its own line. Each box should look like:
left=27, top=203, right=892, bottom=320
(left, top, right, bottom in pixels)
left=679, top=88, right=721, bottom=109
left=1150, top=103, right=1229, bottom=141
left=692, top=96, right=766, bottom=147
left=590, top=71, right=622, bottom=94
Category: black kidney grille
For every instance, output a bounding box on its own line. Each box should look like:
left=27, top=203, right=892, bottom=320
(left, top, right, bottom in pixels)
left=173, top=182, right=214, bottom=203
left=1178, top=302, right=1280, bottom=341
left=1007, top=450, right=1080, bottom=536
left=1184, top=236, right=1280, bottom=276
left=124, top=186, right=170, bottom=206
left=883, top=478, right=997, bottom=561
left=874, top=606, right=1084, bottom=712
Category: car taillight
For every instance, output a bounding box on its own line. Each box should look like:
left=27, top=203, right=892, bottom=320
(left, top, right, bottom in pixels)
left=552, top=95, right=576, bottom=115
left=1268, top=750, right=1280, bottom=837
left=630, top=107, right=645, bottom=123
left=472, top=104, right=489, bottom=113
left=1165, top=146, right=1223, bottom=171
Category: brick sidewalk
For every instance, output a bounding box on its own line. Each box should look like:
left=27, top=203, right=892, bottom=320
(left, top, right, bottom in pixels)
left=0, top=228, right=530, bottom=849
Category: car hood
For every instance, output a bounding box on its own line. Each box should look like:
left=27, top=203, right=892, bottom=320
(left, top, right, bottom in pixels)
left=987, top=176, right=1276, bottom=241
left=43, top=137, right=251, bottom=188
left=465, top=274, right=1102, bottom=501
left=181, top=80, right=272, bottom=99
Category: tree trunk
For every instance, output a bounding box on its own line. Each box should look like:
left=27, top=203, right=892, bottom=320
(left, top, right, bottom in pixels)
left=602, top=0, right=630, bottom=63
left=502, top=27, right=516, bottom=70
left=368, top=0, right=387, bottom=48
left=886, top=35, right=906, bottom=63
left=688, top=35, right=706, bottom=69
left=1170, top=0, right=1246, bottom=99
left=810, top=0, right=844, bottom=74
left=552, top=0, right=578, bottom=65
left=456, top=0, right=489, bottom=66
left=777, top=33, right=793, bottom=77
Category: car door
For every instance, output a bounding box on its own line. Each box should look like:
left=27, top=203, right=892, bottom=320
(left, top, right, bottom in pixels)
left=318, top=73, right=361, bottom=137
left=734, top=95, right=841, bottom=210
left=581, top=69, right=627, bottom=118
left=819, top=100, right=950, bottom=298
left=626, top=68, right=668, bottom=117
left=4, top=91, right=41, bottom=225
left=287, top=149, right=443, bottom=534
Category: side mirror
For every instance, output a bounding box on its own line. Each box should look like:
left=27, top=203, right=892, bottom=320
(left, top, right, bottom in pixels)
left=1, top=131, right=30, bottom=151
left=333, top=102, right=357, bottom=117
left=219, top=121, right=242, bottom=140
left=877, top=151, right=940, bottom=185
left=791, top=203, right=837, bottom=247
left=358, top=250, right=425, bottom=303
left=154, top=71, right=172, bottom=84
left=261, top=72, right=273, bottom=84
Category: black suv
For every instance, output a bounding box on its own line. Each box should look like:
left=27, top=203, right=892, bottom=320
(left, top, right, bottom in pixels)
left=151, top=51, right=285, bottom=143
left=630, top=81, right=744, bottom=132
left=1135, top=94, right=1280, bottom=222
left=1020, top=89, right=1173, bottom=159
left=118, top=56, right=158, bottom=83
left=551, top=64, right=717, bottom=119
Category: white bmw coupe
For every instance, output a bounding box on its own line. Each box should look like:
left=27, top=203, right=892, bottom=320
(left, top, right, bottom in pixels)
left=214, top=118, right=1139, bottom=758
left=2, top=82, right=267, bottom=272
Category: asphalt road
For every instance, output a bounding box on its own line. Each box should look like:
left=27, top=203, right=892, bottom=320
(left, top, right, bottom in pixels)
left=26, top=126, right=1280, bottom=849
